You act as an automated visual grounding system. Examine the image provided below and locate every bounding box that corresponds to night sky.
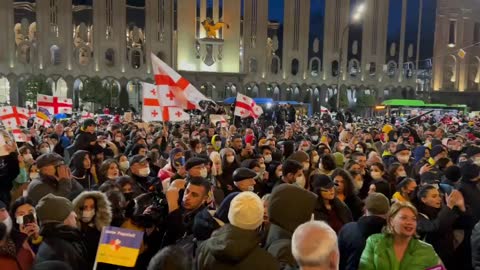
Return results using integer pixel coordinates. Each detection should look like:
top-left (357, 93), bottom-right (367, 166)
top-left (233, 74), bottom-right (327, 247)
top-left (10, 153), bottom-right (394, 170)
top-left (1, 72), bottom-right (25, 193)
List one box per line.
top-left (72, 0), bottom-right (437, 65)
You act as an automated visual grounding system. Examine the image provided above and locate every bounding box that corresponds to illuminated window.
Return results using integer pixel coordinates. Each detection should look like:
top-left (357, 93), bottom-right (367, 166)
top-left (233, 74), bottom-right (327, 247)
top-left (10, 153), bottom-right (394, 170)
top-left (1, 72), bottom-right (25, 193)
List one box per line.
top-left (448, 20), bottom-right (456, 48)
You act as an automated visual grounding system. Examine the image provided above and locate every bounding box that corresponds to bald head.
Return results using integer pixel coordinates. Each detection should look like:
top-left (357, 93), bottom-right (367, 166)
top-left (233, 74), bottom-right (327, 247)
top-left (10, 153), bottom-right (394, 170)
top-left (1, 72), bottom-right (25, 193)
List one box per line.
top-left (292, 221), bottom-right (339, 270)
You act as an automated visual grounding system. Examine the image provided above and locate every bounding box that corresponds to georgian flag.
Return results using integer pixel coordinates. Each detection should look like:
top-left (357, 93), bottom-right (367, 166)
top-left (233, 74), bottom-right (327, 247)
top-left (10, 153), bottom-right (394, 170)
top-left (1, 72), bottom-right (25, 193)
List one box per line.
top-left (151, 53), bottom-right (214, 110)
top-left (234, 93), bottom-right (263, 119)
top-left (37, 94), bottom-right (73, 115)
top-left (0, 106), bottom-right (29, 128)
top-left (141, 82), bottom-right (190, 122)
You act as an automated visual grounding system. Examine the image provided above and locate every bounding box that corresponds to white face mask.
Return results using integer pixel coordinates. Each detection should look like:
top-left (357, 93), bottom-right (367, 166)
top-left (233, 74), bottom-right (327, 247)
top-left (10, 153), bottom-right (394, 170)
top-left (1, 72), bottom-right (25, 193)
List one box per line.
top-left (39, 147), bottom-right (50, 154)
top-left (99, 143), bottom-right (107, 149)
top-left (311, 135), bottom-right (319, 141)
top-left (138, 167), bottom-right (150, 177)
top-left (30, 172), bottom-right (39, 180)
top-left (81, 209), bottom-right (95, 223)
top-left (147, 139), bottom-right (153, 145)
top-left (397, 155), bottom-right (410, 164)
top-left (119, 161), bottom-right (130, 171)
top-left (474, 157), bottom-right (480, 166)
top-left (1, 216), bottom-right (12, 234)
top-left (247, 185), bottom-right (255, 192)
top-left (353, 179), bottom-right (363, 191)
top-left (371, 171), bottom-right (382, 180)
top-left (397, 171), bottom-right (407, 177)
top-left (295, 175), bottom-right (306, 189)
top-left (200, 168), bottom-right (208, 178)
top-left (264, 155), bottom-right (272, 163)
top-left (267, 134), bottom-right (273, 139)
top-left (215, 141), bottom-right (222, 149)
top-left (115, 137), bottom-right (122, 143)
top-left (312, 156), bottom-right (319, 163)
top-left (226, 156), bottom-right (235, 163)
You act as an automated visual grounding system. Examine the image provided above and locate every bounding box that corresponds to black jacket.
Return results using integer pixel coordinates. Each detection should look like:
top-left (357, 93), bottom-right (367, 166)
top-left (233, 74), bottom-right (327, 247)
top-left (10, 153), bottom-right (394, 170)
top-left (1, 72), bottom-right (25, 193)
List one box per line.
top-left (338, 216), bottom-right (386, 270)
top-left (0, 152), bottom-right (20, 201)
top-left (162, 205), bottom-right (205, 247)
top-left (35, 223), bottom-right (88, 270)
top-left (417, 205), bottom-right (461, 270)
top-left (471, 220), bottom-right (480, 269)
top-left (344, 194), bottom-right (364, 221)
top-left (314, 197), bottom-right (353, 232)
top-left (196, 224), bottom-right (279, 270)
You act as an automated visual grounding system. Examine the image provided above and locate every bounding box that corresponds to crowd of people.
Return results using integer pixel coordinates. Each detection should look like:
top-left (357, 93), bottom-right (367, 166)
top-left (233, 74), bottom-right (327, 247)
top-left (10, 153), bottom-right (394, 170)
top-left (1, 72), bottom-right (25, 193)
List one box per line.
top-left (0, 110), bottom-right (480, 270)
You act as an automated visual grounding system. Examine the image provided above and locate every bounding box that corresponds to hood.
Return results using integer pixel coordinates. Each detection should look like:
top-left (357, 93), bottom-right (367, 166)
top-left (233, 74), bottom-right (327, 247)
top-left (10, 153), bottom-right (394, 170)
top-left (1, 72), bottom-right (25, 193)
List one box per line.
top-left (72, 191), bottom-right (112, 230)
top-left (211, 135), bottom-right (222, 151)
top-left (40, 222), bottom-right (83, 241)
top-left (193, 208), bottom-right (222, 241)
top-left (413, 146), bottom-right (427, 164)
top-left (268, 184), bottom-right (317, 233)
top-left (206, 224), bottom-right (259, 263)
top-left (69, 150), bottom-right (89, 175)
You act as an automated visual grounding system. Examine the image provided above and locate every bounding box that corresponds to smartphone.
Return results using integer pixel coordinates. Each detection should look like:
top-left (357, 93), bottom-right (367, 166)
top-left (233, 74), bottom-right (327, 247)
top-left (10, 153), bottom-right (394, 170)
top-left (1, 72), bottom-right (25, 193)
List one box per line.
top-left (22, 213), bottom-right (35, 225)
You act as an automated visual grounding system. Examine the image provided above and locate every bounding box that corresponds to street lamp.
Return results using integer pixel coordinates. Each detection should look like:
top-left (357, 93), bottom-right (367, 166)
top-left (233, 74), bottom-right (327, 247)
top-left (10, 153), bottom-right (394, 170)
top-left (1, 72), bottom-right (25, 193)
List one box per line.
top-left (336, 3), bottom-right (366, 111)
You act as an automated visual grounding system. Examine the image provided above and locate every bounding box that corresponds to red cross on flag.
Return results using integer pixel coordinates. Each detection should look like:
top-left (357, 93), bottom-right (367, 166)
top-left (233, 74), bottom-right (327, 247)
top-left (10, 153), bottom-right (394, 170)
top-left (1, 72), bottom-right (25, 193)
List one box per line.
top-left (0, 106), bottom-right (29, 129)
top-left (142, 82), bottom-right (162, 122)
top-left (81, 111), bottom-right (94, 119)
top-left (320, 106), bottom-right (330, 114)
top-left (37, 94), bottom-right (73, 115)
top-left (234, 93), bottom-right (264, 119)
top-left (160, 107), bottom-right (190, 122)
top-left (11, 129), bottom-right (29, 142)
top-left (151, 53), bottom-right (214, 110)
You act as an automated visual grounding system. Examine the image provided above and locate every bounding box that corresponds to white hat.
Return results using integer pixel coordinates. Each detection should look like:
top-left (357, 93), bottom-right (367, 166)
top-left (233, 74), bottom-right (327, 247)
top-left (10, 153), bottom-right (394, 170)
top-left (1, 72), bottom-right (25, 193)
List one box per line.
top-left (228, 191), bottom-right (264, 230)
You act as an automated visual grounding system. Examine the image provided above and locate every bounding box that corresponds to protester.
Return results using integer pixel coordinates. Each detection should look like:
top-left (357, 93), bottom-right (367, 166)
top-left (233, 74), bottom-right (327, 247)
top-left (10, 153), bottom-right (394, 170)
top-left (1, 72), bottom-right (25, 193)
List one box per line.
top-left (338, 193), bottom-right (390, 270)
top-left (292, 220), bottom-right (339, 270)
top-left (359, 202), bottom-right (442, 269)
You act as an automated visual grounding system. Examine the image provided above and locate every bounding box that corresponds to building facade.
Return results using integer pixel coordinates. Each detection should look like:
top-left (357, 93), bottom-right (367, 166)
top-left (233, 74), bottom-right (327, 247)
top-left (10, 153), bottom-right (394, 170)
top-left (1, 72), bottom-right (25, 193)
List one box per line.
top-left (431, 0), bottom-right (480, 108)
top-left (0, 0), bottom-right (456, 112)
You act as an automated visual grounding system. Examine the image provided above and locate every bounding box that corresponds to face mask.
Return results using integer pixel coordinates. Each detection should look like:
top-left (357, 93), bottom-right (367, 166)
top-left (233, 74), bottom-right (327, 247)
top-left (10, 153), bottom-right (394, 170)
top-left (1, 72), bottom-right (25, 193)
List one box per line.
top-left (81, 209), bottom-right (95, 223)
top-left (2, 216), bottom-right (12, 234)
top-left (215, 141), bottom-right (222, 149)
top-left (303, 163), bottom-right (310, 170)
top-left (355, 147), bottom-right (363, 153)
top-left (397, 171), bottom-right (407, 177)
top-left (226, 156), bottom-right (235, 163)
top-left (30, 172), bottom-right (39, 179)
top-left (397, 155), bottom-right (410, 164)
top-left (192, 136), bottom-right (200, 140)
top-left (312, 156), bottom-right (319, 163)
top-left (371, 171), bottom-right (382, 180)
top-left (247, 185), bottom-right (255, 192)
top-left (115, 137), bottom-right (122, 142)
top-left (23, 154), bottom-right (33, 162)
top-left (147, 139), bottom-right (153, 145)
top-left (99, 143), bottom-right (107, 148)
top-left (301, 147), bottom-right (310, 152)
top-left (138, 167), bottom-right (150, 177)
top-left (119, 161), bottom-right (130, 171)
top-left (39, 148), bottom-right (50, 154)
top-left (311, 135), bottom-right (319, 141)
top-left (264, 155), bottom-right (272, 163)
top-left (295, 175), bottom-right (306, 189)
top-left (195, 148), bottom-right (202, 154)
top-left (200, 168), bottom-right (208, 178)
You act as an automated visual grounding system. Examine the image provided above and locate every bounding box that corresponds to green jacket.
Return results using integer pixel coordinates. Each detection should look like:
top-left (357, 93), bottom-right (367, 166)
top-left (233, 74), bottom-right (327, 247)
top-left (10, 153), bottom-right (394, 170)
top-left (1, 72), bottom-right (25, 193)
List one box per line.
top-left (359, 233), bottom-right (442, 270)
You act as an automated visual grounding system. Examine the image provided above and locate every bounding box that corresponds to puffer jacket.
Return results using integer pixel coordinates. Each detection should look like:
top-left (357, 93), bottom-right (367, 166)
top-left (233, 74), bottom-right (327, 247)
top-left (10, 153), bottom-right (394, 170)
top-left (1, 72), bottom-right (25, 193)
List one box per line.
top-left (359, 233), bottom-right (442, 270)
top-left (265, 184), bottom-right (317, 269)
top-left (196, 224), bottom-right (279, 270)
top-left (72, 191), bottom-right (112, 268)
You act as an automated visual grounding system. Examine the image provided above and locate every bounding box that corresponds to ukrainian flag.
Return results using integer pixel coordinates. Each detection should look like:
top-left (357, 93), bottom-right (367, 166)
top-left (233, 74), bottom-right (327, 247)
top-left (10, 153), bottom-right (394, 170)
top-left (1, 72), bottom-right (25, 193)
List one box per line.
top-left (95, 226), bottom-right (144, 267)
top-left (36, 107), bottom-right (51, 121)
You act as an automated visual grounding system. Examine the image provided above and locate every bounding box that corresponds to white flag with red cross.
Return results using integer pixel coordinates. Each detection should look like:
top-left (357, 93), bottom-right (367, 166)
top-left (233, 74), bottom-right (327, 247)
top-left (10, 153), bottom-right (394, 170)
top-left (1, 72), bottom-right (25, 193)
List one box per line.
top-left (151, 53), bottom-right (214, 110)
top-left (81, 111), bottom-right (94, 119)
top-left (234, 93), bottom-right (263, 119)
top-left (11, 129), bottom-right (29, 142)
top-left (141, 82), bottom-right (190, 122)
top-left (37, 94), bottom-right (73, 115)
top-left (0, 106), bottom-right (29, 129)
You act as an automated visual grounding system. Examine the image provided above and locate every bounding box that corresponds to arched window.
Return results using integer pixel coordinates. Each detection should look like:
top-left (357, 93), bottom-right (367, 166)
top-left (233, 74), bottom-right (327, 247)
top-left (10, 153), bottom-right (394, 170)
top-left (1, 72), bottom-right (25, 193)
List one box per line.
top-left (331, 60), bottom-right (339, 77)
top-left (105, 49), bottom-right (115, 66)
top-left (50, 45), bottom-right (61, 65)
top-left (131, 50), bottom-right (142, 69)
top-left (309, 57), bottom-right (321, 77)
top-left (55, 78), bottom-right (68, 98)
top-left (249, 58), bottom-right (258, 73)
top-left (291, 59), bottom-right (299, 76)
top-left (0, 77), bottom-right (10, 105)
top-left (271, 56), bottom-right (280, 74)
top-left (273, 86), bottom-right (280, 101)
top-left (252, 85), bottom-right (259, 97)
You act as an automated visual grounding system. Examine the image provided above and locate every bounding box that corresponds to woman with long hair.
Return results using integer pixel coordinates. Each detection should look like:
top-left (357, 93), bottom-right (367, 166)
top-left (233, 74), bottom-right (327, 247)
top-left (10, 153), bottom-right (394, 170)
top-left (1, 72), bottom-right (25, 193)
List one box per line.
top-left (331, 168), bottom-right (364, 220)
top-left (360, 202), bottom-right (442, 269)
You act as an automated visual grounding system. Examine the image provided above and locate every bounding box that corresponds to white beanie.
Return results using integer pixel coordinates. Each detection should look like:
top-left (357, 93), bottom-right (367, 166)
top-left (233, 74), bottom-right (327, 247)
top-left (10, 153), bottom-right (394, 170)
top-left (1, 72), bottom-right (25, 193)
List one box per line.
top-left (228, 191), bottom-right (264, 230)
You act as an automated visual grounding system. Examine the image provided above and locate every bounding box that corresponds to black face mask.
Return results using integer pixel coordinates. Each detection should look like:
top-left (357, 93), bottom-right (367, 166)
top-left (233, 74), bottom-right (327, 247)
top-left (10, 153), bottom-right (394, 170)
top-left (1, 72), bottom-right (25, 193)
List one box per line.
top-left (123, 192), bottom-right (134, 201)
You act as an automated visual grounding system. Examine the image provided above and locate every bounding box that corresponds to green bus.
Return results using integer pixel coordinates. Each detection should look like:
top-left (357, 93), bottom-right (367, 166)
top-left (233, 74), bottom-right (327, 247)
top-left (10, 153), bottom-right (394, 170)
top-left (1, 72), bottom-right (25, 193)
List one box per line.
top-left (377, 99), bottom-right (468, 116)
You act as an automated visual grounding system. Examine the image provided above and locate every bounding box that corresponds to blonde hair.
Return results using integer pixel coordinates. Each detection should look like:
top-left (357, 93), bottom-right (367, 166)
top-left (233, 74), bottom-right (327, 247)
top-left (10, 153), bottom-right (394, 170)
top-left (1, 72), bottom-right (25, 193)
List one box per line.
top-left (384, 202), bottom-right (418, 236)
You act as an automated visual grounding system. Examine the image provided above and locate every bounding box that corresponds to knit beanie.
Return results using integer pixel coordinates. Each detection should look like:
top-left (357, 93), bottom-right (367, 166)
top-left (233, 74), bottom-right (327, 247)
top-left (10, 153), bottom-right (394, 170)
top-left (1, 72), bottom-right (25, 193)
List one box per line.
top-left (288, 151), bottom-right (309, 163)
top-left (228, 191), bottom-right (264, 230)
top-left (36, 194), bottom-right (73, 224)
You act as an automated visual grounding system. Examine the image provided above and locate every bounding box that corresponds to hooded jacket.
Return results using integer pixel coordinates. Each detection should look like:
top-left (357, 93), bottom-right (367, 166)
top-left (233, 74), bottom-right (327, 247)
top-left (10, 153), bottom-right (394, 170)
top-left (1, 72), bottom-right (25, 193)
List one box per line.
top-left (338, 215), bottom-right (386, 270)
top-left (70, 150), bottom-right (95, 190)
top-left (196, 224), bottom-right (279, 270)
top-left (72, 191), bottom-right (112, 267)
top-left (35, 222), bottom-right (88, 270)
top-left (265, 184), bottom-right (317, 269)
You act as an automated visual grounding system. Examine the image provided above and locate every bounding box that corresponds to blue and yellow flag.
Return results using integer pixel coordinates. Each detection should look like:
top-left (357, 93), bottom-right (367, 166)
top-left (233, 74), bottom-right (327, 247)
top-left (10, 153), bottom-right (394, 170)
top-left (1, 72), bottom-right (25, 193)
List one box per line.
top-left (95, 226), bottom-right (144, 267)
